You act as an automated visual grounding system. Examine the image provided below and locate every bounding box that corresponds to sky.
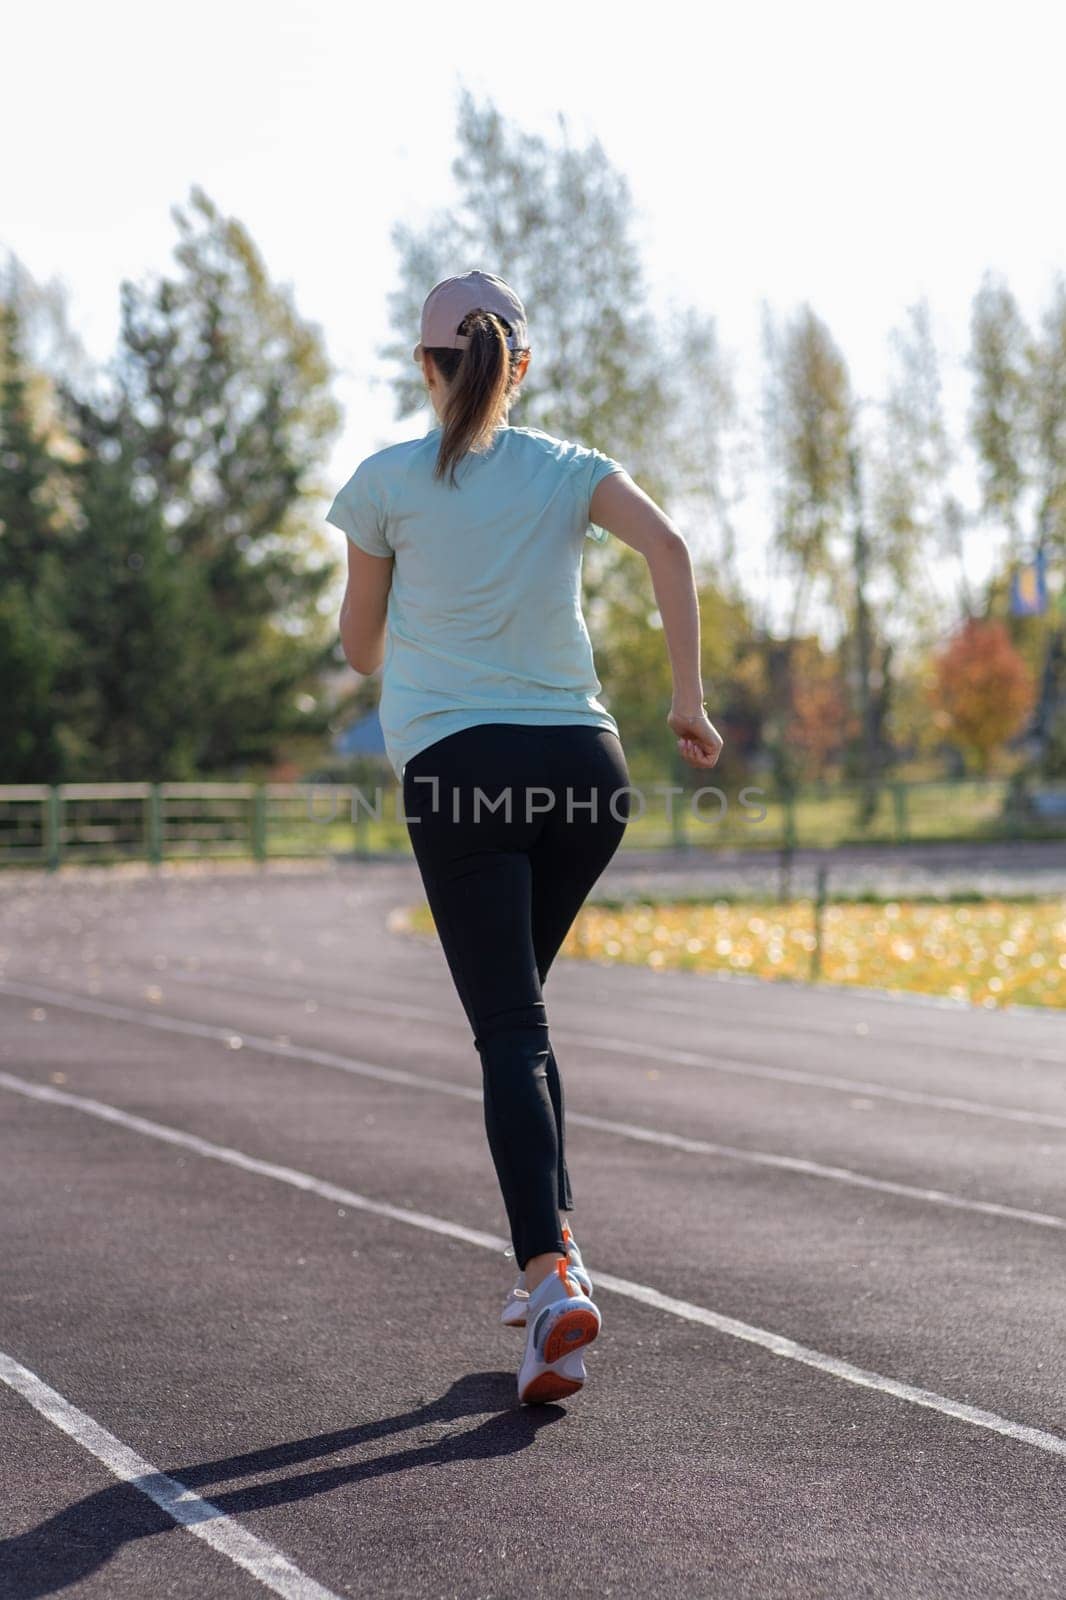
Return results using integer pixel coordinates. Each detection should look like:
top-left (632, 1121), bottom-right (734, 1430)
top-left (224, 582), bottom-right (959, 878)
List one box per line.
top-left (4, 0), bottom-right (1065, 624)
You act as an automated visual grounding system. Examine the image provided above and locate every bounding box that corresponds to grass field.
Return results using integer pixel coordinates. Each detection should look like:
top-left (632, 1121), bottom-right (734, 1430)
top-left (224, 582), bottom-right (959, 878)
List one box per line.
top-left (406, 896), bottom-right (1066, 1010)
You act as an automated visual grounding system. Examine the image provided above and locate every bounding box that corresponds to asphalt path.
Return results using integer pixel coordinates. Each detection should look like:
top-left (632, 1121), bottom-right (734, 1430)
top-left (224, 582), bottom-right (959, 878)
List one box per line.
top-left (1, 862), bottom-right (1064, 1598)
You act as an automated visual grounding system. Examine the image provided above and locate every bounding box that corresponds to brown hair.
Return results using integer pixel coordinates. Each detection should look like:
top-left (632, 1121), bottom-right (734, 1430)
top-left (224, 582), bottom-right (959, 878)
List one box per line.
top-left (424, 309), bottom-right (526, 487)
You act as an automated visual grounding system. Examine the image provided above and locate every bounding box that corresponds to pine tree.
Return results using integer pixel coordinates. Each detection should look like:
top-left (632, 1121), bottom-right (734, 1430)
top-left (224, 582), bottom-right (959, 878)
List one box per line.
top-left (0, 294), bottom-right (66, 779)
top-left (115, 189), bottom-right (342, 773)
top-left (55, 394), bottom-right (212, 778)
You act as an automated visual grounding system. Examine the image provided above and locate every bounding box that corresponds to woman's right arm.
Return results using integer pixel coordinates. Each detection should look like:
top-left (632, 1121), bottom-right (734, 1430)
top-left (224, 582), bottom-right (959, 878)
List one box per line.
top-left (588, 471), bottom-right (724, 770)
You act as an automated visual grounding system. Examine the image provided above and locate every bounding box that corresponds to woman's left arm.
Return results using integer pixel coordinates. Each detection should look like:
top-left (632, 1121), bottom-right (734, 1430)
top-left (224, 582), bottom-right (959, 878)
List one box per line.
top-left (339, 541), bottom-right (393, 675)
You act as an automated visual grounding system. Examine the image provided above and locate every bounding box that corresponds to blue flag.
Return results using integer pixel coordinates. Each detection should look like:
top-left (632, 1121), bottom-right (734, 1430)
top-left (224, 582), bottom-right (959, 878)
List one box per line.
top-left (1010, 550), bottom-right (1047, 616)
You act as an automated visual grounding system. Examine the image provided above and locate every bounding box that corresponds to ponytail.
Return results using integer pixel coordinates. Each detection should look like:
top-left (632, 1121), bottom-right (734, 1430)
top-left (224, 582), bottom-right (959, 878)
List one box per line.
top-left (425, 310), bottom-right (524, 488)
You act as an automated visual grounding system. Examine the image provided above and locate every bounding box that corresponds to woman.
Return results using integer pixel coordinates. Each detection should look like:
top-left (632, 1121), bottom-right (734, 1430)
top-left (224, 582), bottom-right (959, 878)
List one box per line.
top-left (329, 270), bottom-right (722, 1405)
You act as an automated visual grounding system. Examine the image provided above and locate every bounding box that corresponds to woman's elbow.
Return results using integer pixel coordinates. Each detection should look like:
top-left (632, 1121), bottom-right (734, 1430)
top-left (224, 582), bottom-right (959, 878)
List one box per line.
top-left (644, 525), bottom-right (692, 573)
top-left (341, 635), bottom-right (381, 676)
top-left (339, 615), bottom-right (376, 676)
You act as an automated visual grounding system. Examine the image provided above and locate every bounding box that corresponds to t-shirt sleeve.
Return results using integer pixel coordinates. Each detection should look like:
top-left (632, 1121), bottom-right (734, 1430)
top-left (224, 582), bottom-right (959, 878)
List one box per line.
top-left (326, 458), bottom-right (393, 558)
top-left (569, 440), bottom-right (626, 544)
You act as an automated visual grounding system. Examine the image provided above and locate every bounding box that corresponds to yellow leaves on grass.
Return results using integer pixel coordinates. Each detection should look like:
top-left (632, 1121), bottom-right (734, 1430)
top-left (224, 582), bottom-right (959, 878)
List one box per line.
top-left (562, 900), bottom-right (1066, 1010)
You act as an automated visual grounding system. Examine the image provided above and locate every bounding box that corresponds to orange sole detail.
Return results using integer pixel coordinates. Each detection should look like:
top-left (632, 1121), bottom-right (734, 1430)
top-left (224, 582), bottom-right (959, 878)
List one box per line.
top-left (542, 1307), bottom-right (599, 1365)
top-left (520, 1368), bottom-right (585, 1404)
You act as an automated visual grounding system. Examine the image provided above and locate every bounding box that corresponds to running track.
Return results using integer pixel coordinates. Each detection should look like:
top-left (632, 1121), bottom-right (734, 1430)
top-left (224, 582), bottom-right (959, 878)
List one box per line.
top-left (1, 861), bottom-right (1064, 1598)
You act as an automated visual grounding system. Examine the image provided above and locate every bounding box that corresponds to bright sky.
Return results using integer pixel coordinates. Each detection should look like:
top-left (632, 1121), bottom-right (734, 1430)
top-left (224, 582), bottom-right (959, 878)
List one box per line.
top-left (4, 0), bottom-right (1064, 623)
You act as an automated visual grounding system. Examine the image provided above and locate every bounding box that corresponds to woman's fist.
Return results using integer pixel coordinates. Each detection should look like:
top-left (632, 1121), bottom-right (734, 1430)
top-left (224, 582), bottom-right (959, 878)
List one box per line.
top-left (667, 703), bottom-right (724, 769)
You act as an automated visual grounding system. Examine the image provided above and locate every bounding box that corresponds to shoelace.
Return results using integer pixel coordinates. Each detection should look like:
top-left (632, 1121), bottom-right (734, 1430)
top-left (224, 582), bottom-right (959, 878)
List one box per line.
top-left (504, 1232), bottom-right (586, 1308)
top-left (555, 1256), bottom-right (580, 1297)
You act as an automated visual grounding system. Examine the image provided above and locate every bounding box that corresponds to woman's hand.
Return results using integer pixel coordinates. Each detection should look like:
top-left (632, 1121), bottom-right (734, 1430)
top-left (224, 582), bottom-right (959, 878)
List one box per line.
top-left (667, 703), bottom-right (724, 769)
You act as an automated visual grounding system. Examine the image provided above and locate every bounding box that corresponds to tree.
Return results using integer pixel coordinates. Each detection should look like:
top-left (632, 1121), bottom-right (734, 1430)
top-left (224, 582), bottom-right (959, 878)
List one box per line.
top-left (0, 290), bottom-right (67, 779)
top-left (843, 440), bottom-right (886, 814)
top-left (761, 303), bottom-right (853, 641)
top-left (658, 305), bottom-right (749, 585)
top-left (54, 393), bottom-right (212, 779)
top-left (968, 273), bottom-right (1031, 559)
top-left (1031, 276), bottom-right (1066, 561)
top-left (115, 189), bottom-right (342, 772)
top-left (0, 295), bottom-right (57, 591)
top-left (786, 637), bottom-right (851, 782)
top-left (930, 618), bottom-right (1035, 773)
top-left (0, 584), bottom-right (64, 781)
top-left (1024, 279), bottom-right (1066, 775)
top-left (872, 298), bottom-right (970, 624)
top-left (760, 305), bottom-right (870, 794)
top-left (968, 273), bottom-right (1066, 775)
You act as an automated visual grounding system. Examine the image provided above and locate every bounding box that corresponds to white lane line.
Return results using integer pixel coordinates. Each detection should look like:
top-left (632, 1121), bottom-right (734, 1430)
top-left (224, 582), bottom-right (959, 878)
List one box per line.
top-left (45, 908), bottom-right (1066, 1040)
top-left (585, 1269), bottom-right (1066, 1460)
top-left (102, 965), bottom-right (1066, 1130)
top-left (160, 962), bottom-right (1066, 1069)
top-left (3, 1070), bottom-right (1065, 1462)
top-left (493, 1023), bottom-right (1066, 1132)
top-left (573, 1113), bottom-right (1066, 1231)
top-left (1, 979), bottom-right (1063, 1232)
top-left (599, 992), bottom-right (1066, 1068)
top-left (0, 1072), bottom-right (503, 1252)
top-left (0, 1350), bottom-right (342, 1600)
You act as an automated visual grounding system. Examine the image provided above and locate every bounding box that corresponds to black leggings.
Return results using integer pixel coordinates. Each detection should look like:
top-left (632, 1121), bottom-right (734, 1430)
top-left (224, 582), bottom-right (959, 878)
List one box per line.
top-left (401, 722), bottom-right (631, 1269)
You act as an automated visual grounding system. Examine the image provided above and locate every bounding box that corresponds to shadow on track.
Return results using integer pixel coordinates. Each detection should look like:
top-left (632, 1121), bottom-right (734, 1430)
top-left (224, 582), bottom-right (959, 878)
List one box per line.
top-left (1, 1372), bottom-right (564, 1597)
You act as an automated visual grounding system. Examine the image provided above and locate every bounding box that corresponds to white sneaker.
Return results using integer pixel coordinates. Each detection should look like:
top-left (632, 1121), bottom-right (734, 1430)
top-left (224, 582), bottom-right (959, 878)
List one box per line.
top-left (500, 1221), bottom-right (592, 1328)
top-left (517, 1257), bottom-right (601, 1405)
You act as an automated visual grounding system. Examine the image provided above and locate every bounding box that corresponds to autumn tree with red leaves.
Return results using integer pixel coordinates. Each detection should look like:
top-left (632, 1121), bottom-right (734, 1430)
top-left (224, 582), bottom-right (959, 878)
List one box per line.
top-left (930, 619), bottom-right (1036, 773)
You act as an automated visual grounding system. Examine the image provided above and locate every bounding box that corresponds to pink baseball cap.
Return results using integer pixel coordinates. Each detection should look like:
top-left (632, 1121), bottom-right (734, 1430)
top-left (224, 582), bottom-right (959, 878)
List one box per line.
top-left (420, 270), bottom-right (529, 351)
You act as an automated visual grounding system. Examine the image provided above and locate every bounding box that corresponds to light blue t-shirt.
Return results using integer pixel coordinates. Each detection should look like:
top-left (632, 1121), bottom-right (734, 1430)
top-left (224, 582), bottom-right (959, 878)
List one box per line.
top-left (326, 423), bottom-right (626, 780)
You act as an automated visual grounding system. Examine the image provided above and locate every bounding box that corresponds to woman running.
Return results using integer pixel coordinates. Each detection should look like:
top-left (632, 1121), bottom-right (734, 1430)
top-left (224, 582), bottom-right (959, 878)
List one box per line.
top-left (328, 270), bottom-right (723, 1405)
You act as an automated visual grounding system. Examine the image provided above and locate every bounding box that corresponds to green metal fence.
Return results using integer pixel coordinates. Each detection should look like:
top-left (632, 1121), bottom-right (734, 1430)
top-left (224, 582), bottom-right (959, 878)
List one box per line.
top-left (1, 776), bottom-right (1064, 870)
